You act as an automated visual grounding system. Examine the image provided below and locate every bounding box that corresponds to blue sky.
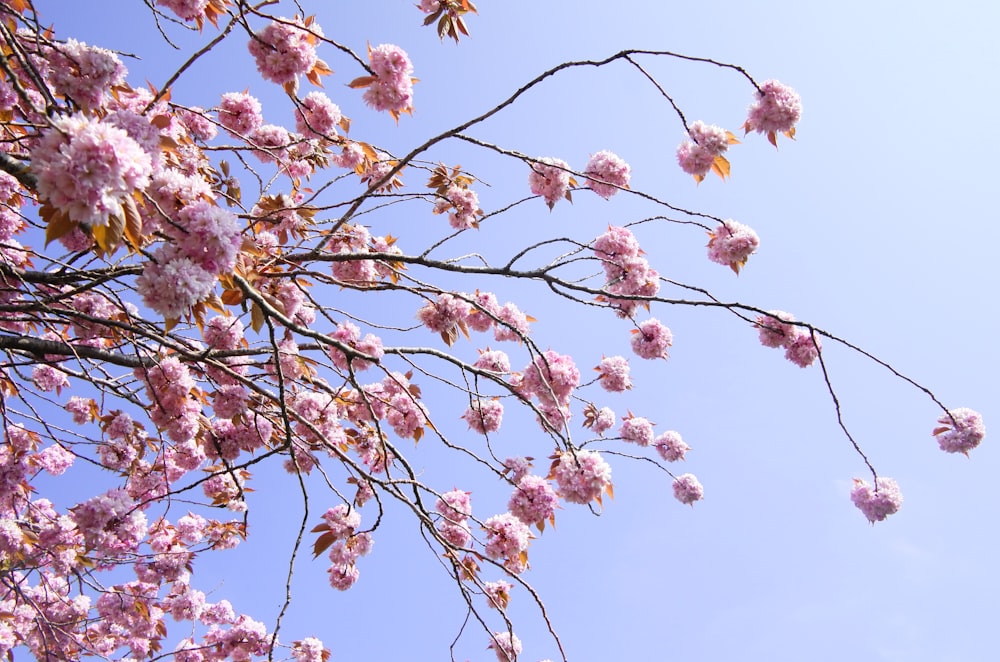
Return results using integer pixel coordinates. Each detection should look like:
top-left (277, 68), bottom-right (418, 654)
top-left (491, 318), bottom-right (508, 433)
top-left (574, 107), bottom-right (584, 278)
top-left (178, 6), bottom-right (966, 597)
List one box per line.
top-left (36, 1), bottom-right (1000, 661)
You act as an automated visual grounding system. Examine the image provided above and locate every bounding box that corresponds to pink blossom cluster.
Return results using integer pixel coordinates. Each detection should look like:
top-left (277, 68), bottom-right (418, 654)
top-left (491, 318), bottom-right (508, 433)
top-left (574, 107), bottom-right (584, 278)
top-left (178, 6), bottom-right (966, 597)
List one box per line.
top-left (175, 106), bottom-right (218, 142)
top-left (436, 489), bottom-right (472, 548)
top-left (362, 44), bottom-right (415, 115)
top-left (597, 355), bottom-right (632, 392)
top-left (584, 150), bottom-right (631, 199)
top-left (754, 311), bottom-right (821, 368)
top-left (418, 292), bottom-right (469, 338)
top-left (321, 506), bottom-right (372, 592)
top-left (933, 408), bottom-right (986, 455)
top-left (203, 315), bottom-right (249, 385)
top-left (71, 488), bottom-right (148, 557)
top-left (465, 291), bottom-right (532, 342)
top-left (137, 201), bottom-right (241, 318)
top-left (474, 348), bottom-right (512, 374)
top-left (508, 474), bottom-right (558, 527)
top-left (620, 414), bottom-right (655, 446)
top-left (553, 449), bottom-right (612, 505)
top-left (295, 91), bottom-right (342, 138)
top-left (503, 456), bottom-right (532, 483)
top-left (631, 318), bottom-right (672, 360)
top-left (46, 39), bottom-right (127, 109)
top-left (851, 477), bottom-right (903, 523)
top-left (528, 157), bottom-right (572, 209)
top-left (434, 185), bottom-right (481, 229)
top-left (248, 17), bottom-right (324, 86)
top-left (489, 631), bottom-right (523, 662)
top-left (462, 398), bottom-right (504, 435)
top-left (672, 473), bottom-right (704, 505)
top-left (590, 406), bottom-right (616, 436)
top-left (592, 226), bottom-right (660, 318)
top-left (292, 637), bottom-right (329, 662)
top-left (654, 431), bottom-right (690, 462)
top-left (31, 114), bottom-right (152, 227)
top-left (745, 80), bottom-right (802, 138)
top-left (677, 120), bottom-right (732, 179)
top-left (328, 223), bottom-right (401, 286)
top-left (218, 92), bottom-right (264, 137)
top-left (483, 512), bottom-right (531, 574)
top-left (328, 320), bottom-right (384, 372)
top-left (156, 0), bottom-right (209, 21)
top-left (483, 580), bottom-right (512, 610)
top-left (32, 364), bottom-right (69, 393)
top-left (707, 219), bottom-right (759, 272)
top-left (135, 356), bottom-right (202, 443)
top-left (519, 350), bottom-right (580, 427)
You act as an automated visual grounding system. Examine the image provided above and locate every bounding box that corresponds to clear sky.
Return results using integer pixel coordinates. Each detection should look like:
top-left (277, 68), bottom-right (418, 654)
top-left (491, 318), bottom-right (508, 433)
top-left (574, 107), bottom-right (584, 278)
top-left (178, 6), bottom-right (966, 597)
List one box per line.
top-left (35, 1), bottom-right (1000, 661)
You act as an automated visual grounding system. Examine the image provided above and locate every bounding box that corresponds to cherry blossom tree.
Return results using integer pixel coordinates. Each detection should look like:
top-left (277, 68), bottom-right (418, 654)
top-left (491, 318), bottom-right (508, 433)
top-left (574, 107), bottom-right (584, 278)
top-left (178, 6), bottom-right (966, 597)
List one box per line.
top-left (0, 0), bottom-right (985, 660)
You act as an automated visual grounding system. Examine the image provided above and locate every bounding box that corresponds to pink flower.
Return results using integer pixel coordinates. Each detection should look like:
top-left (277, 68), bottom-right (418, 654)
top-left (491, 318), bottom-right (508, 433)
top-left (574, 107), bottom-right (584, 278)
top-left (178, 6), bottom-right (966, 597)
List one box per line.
top-left (851, 477), bottom-right (902, 523)
top-left (584, 150), bottom-right (631, 199)
top-left (933, 408), bottom-right (986, 455)
top-left (362, 44), bottom-right (415, 116)
top-left (295, 91), bottom-right (342, 138)
top-left (218, 92), bottom-right (264, 137)
top-left (597, 355), bottom-right (632, 392)
top-left (31, 114), bottom-right (152, 227)
top-left (494, 302), bottom-right (531, 342)
top-left (34, 444), bottom-right (74, 476)
top-left (503, 457), bottom-right (532, 483)
top-left (707, 219), bottom-right (759, 273)
top-left (553, 450), bottom-right (612, 505)
top-left (483, 580), bottom-right (512, 610)
top-left (756, 310), bottom-right (796, 348)
top-left (508, 475), bottom-right (558, 526)
top-left (435, 185), bottom-right (481, 229)
top-left (489, 631), bottom-right (522, 662)
top-left (630, 318), bottom-right (672, 360)
top-left (328, 321), bottom-right (384, 371)
top-left (676, 121), bottom-right (732, 179)
top-left (462, 399), bottom-right (504, 435)
top-left (248, 17), bottom-right (324, 86)
top-left (745, 80), bottom-right (802, 140)
top-left (47, 39), bottom-right (127, 109)
top-left (672, 473), bottom-right (704, 505)
top-left (417, 293), bottom-right (470, 343)
top-left (591, 406), bottom-right (616, 436)
top-left (783, 329), bottom-right (821, 368)
top-left (156, 0), bottom-right (208, 20)
top-left (620, 415), bottom-right (654, 446)
top-left (32, 364), bottom-right (69, 393)
top-left (136, 247), bottom-right (217, 319)
top-left (520, 350), bottom-right (580, 410)
top-left (654, 431), bottom-right (690, 462)
top-left (528, 157), bottom-right (572, 209)
top-left (483, 512), bottom-right (531, 574)
top-left (474, 348), bottom-right (511, 374)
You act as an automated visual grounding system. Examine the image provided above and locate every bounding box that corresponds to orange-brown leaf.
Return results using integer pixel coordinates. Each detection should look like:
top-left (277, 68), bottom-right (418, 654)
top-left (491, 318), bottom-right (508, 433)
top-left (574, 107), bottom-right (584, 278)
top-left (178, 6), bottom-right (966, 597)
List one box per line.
top-left (348, 76), bottom-right (376, 89)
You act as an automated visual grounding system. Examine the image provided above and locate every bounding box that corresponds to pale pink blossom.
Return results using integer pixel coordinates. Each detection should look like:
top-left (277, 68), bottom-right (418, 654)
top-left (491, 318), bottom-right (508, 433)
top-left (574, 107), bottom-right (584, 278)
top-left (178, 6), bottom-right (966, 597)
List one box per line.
top-left (462, 399), bottom-right (504, 435)
top-left (745, 80), bottom-right (802, 137)
top-left (630, 318), bottom-right (672, 360)
top-left (474, 348), bottom-right (511, 374)
top-left (483, 580), bottom-right (512, 610)
top-left (483, 512), bottom-right (531, 574)
top-left (851, 477), bottom-right (903, 523)
top-left (528, 157), bottom-right (572, 209)
top-left (654, 431), bottom-right (690, 462)
top-left (489, 631), bottom-right (522, 662)
top-left (156, 0), bottom-right (208, 20)
top-left (508, 475), bottom-right (558, 526)
top-left (933, 407), bottom-right (986, 455)
top-left (553, 450), bottom-right (612, 505)
top-left (362, 44), bottom-right (415, 115)
top-left (784, 330), bottom-right (821, 368)
top-left (248, 17), bottom-right (324, 86)
top-left (218, 92), bottom-right (264, 137)
top-left (672, 473), bottom-right (704, 505)
top-left (591, 406), bottom-right (616, 436)
top-left (756, 310), bottom-right (796, 348)
top-left (295, 91), bottom-right (342, 138)
top-left (47, 39), bottom-right (126, 109)
top-left (175, 106), bottom-right (217, 141)
top-left (676, 121), bottom-right (731, 179)
top-left (707, 219), bottom-right (759, 272)
top-left (32, 114), bottom-right (152, 227)
top-left (520, 350), bottom-right (579, 411)
top-left (620, 415), bottom-right (654, 446)
top-left (597, 355), bottom-right (632, 392)
top-left (34, 444), bottom-right (74, 476)
top-left (584, 150), bottom-right (631, 199)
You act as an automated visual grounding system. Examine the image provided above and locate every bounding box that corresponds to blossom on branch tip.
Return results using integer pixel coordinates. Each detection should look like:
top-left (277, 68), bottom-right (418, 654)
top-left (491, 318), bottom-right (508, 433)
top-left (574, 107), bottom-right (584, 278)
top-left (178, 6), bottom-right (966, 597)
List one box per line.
top-left (676, 121), bottom-right (737, 182)
top-left (489, 631), bottom-right (523, 662)
top-left (584, 150), bottom-right (631, 199)
top-left (672, 473), bottom-right (704, 505)
top-left (462, 398), bottom-right (503, 435)
top-left (707, 219), bottom-right (759, 274)
top-left (248, 16), bottom-right (328, 90)
top-left (597, 355), bottom-right (632, 392)
top-left (630, 318), bottom-right (672, 360)
top-left (654, 431), bottom-right (690, 462)
top-left (851, 477), bottom-right (902, 523)
top-left (744, 79), bottom-right (802, 146)
top-left (933, 408), bottom-right (986, 455)
top-left (358, 44), bottom-right (415, 119)
top-left (528, 157), bottom-right (573, 209)
top-left (552, 449), bottom-right (612, 505)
